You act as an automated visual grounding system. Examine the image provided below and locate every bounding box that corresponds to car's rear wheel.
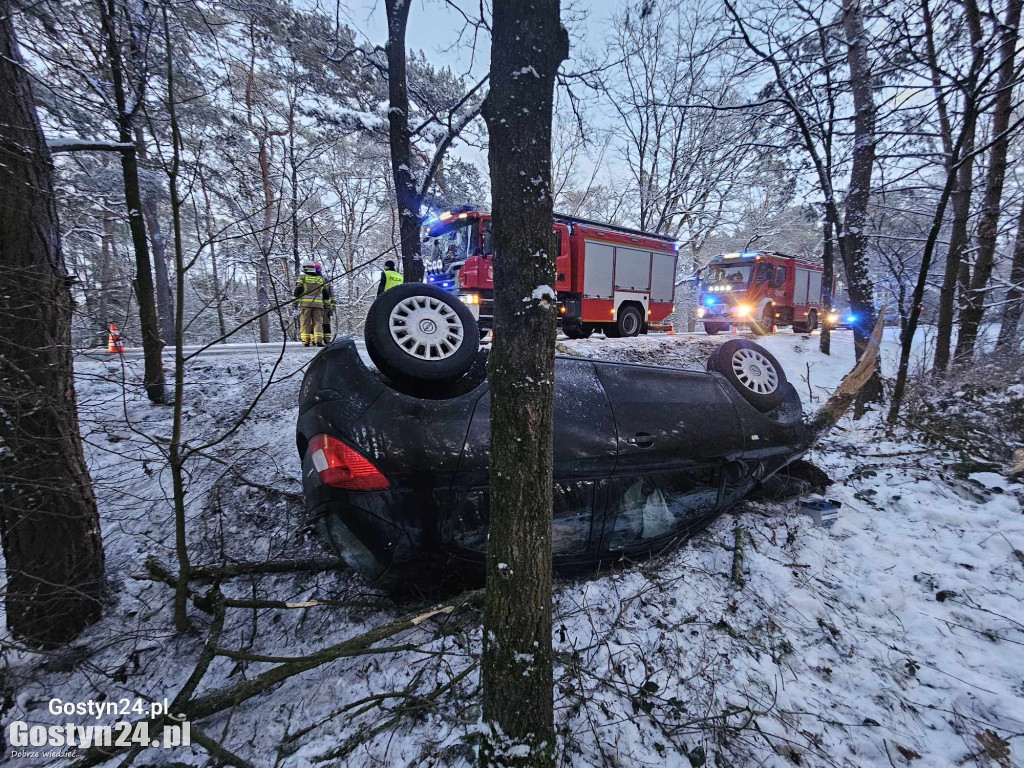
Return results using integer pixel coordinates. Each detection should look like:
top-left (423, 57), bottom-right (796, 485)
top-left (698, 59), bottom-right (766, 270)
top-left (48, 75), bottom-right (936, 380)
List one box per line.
top-left (365, 283), bottom-right (479, 385)
top-left (707, 339), bottom-right (787, 411)
top-left (617, 305), bottom-right (643, 337)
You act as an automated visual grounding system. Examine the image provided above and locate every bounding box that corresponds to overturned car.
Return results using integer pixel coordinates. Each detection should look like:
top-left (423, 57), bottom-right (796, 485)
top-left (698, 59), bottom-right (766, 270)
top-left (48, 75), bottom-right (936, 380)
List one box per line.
top-left (297, 283), bottom-right (810, 589)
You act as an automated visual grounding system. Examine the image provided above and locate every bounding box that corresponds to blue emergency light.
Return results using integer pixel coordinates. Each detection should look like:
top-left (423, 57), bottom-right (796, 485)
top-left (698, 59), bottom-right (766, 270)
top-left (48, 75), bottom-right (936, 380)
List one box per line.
top-left (847, 314), bottom-right (857, 323)
top-left (705, 297), bottom-right (716, 306)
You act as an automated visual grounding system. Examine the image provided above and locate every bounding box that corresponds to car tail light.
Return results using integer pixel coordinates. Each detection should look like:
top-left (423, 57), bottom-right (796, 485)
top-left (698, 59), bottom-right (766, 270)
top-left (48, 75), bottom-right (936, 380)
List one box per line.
top-left (308, 434), bottom-right (390, 491)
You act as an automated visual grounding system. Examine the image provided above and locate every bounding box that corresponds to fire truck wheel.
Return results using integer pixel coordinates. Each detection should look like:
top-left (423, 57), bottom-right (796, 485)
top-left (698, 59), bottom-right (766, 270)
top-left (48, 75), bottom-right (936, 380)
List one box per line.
top-left (704, 323), bottom-right (724, 335)
top-left (365, 283), bottom-right (479, 386)
top-left (616, 305), bottom-right (643, 337)
top-left (707, 340), bottom-right (787, 411)
top-left (804, 311), bottom-right (818, 333)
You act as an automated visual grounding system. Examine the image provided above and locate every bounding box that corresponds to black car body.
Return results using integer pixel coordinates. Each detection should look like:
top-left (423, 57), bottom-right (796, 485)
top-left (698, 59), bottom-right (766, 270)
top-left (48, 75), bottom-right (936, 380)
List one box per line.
top-left (297, 338), bottom-right (811, 589)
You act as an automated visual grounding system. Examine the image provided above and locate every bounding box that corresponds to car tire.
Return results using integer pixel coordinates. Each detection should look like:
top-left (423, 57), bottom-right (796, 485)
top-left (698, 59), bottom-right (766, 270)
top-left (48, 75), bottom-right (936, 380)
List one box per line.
top-left (704, 322), bottom-right (725, 335)
top-left (707, 339), bottom-right (787, 411)
top-left (617, 305), bottom-right (643, 337)
top-left (365, 283), bottom-right (479, 385)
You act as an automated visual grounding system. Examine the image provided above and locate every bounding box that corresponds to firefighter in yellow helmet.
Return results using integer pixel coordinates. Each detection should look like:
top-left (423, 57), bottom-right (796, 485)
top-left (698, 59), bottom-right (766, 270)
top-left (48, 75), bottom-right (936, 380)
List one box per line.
top-left (294, 261), bottom-right (331, 346)
top-left (377, 260), bottom-right (404, 296)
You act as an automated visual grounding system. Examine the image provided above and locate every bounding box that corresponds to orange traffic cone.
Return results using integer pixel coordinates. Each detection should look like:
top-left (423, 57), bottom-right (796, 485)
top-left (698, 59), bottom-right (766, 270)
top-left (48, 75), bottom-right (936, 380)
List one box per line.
top-left (108, 323), bottom-right (125, 354)
top-left (667, 324), bottom-right (674, 335)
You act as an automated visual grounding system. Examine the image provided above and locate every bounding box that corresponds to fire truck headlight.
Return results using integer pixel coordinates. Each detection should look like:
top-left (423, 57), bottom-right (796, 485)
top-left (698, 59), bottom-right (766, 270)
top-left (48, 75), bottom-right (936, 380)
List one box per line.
top-left (735, 304), bottom-right (752, 317)
top-left (697, 307), bottom-right (706, 318)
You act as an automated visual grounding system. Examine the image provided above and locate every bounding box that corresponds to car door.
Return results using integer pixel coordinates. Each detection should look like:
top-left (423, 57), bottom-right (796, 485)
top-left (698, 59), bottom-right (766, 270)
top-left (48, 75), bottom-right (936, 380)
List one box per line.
top-left (592, 361), bottom-right (749, 555)
top-left (592, 361), bottom-right (746, 472)
top-left (443, 357), bottom-right (618, 559)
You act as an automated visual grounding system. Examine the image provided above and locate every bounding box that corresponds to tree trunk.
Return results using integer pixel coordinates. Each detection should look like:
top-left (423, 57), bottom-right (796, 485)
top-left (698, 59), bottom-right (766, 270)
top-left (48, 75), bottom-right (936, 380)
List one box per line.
top-left (198, 171), bottom-right (227, 340)
top-left (257, 136), bottom-right (273, 343)
top-left (135, 128), bottom-right (174, 344)
top-left (840, 0), bottom-right (883, 412)
top-left (385, 0), bottom-right (423, 282)
top-left (98, 0), bottom-right (165, 402)
top-left (997, 199), bottom-right (1024, 347)
top-left (819, 217), bottom-right (833, 355)
top-left (97, 203), bottom-right (115, 347)
top-left (161, 5), bottom-right (192, 634)
top-left (933, 0), bottom-right (983, 373)
top-left (954, 0), bottom-right (1023, 363)
top-left (0, 2), bottom-right (105, 647)
top-left (479, 0), bottom-right (569, 764)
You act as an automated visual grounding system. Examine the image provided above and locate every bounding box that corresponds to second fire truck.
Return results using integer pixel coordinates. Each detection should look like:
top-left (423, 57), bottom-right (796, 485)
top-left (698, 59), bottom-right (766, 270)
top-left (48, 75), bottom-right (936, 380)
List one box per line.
top-left (696, 251), bottom-right (828, 335)
top-left (422, 207), bottom-right (680, 338)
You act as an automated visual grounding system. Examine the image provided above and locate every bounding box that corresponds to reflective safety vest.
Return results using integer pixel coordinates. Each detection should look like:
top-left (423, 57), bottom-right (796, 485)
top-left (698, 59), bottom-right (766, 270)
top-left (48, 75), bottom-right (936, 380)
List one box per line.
top-left (383, 270), bottom-right (404, 292)
top-left (296, 273), bottom-right (326, 307)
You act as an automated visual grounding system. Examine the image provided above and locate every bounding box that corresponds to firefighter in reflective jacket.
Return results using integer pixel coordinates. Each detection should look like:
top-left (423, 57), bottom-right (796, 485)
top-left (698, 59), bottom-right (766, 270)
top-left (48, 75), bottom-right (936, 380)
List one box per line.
top-left (377, 260), bottom-right (404, 296)
top-left (294, 262), bottom-right (331, 346)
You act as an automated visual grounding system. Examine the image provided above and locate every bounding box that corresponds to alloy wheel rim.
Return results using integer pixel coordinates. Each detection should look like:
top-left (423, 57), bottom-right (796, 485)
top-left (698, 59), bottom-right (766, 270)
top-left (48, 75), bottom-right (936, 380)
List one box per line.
top-left (389, 295), bottom-right (464, 360)
top-left (731, 348), bottom-right (779, 394)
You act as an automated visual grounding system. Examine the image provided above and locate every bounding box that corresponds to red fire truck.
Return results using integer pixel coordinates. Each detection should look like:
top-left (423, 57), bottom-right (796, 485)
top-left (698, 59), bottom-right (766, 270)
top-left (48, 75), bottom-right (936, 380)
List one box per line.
top-left (696, 250), bottom-right (828, 335)
top-left (422, 208), bottom-right (679, 338)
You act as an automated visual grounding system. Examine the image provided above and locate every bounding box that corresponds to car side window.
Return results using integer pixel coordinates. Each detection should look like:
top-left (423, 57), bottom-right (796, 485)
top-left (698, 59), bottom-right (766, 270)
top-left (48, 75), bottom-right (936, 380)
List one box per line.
top-left (453, 479), bottom-right (596, 555)
top-left (607, 469), bottom-right (719, 551)
top-left (774, 266), bottom-right (787, 286)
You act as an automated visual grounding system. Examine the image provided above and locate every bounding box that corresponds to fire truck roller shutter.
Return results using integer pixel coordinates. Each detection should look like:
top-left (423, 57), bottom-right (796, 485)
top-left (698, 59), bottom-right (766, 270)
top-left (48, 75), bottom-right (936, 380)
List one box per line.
top-left (650, 252), bottom-right (676, 303)
top-left (614, 247), bottom-right (652, 292)
top-left (583, 241), bottom-right (614, 299)
top-left (807, 271), bottom-right (822, 304)
top-left (794, 268), bottom-right (810, 305)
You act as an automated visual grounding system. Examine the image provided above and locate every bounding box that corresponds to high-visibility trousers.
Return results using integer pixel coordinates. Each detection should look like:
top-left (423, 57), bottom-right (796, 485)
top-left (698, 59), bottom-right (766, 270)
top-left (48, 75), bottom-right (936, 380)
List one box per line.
top-left (300, 306), bottom-right (324, 344)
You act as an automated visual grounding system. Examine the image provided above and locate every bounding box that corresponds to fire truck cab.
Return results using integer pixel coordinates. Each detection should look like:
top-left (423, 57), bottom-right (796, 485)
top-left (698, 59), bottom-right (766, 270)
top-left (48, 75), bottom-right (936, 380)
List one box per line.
top-left (697, 251), bottom-right (826, 335)
top-left (423, 208), bottom-right (679, 338)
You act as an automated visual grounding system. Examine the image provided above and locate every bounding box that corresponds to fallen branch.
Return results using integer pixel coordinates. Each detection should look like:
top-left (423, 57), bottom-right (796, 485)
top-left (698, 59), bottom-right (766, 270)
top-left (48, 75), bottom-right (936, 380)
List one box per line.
top-left (731, 527), bottom-right (745, 588)
top-left (70, 590), bottom-right (483, 768)
top-left (809, 308), bottom-right (887, 436)
top-left (133, 555), bottom-right (348, 585)
top-left (186, 590), bottom-right (483, 721)
top-left (313, 661), bottom-right (480, 763)
top-left (137, 556), bottom-right (381, 613)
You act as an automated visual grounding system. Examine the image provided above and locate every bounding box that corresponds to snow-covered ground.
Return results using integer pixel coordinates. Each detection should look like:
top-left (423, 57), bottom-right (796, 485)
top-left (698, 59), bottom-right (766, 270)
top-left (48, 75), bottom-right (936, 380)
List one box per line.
top-left (5, 329), bottom-right (1022, 768)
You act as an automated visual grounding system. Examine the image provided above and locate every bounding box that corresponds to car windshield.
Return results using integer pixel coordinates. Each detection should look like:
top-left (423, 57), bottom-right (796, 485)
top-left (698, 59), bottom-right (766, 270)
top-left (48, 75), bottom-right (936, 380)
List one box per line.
top-left (705, 263), bottom-right (753, 285)
top-left (423, 220), bottom-right (480, 274)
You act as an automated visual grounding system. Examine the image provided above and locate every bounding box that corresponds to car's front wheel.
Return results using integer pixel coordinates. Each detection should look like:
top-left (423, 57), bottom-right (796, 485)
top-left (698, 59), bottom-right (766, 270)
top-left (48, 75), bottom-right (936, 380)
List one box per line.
top-left (365, 283), bottom-right (479, 385)
top-left (707, 339), bottom-right (787, 411)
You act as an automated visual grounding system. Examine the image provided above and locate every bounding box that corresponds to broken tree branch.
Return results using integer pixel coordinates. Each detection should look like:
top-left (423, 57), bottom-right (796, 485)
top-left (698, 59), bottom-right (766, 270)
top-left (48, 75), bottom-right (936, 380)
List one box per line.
top-left (731, 527), bottom-right (745, 588)
top-left (809, 308), bottom-right (887, 436)
top-left (69, 590), bottom-right (483, 768)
